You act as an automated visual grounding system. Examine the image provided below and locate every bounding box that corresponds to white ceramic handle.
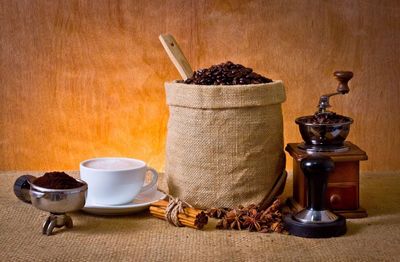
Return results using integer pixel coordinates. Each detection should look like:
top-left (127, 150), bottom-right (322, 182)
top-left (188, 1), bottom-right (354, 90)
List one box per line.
top-left (140, 167), bottom-right (158, 193)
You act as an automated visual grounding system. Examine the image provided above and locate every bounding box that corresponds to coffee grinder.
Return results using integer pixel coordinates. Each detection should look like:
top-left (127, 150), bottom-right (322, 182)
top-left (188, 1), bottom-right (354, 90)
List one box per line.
top-left (284, 71), bottom-right (368, 237)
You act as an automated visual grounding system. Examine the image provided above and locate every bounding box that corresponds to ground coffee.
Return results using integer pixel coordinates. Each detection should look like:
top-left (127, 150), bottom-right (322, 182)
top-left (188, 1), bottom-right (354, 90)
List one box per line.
top-left (33, 172), bottom-right (84, 189)
top-left (181, 61), bottom-right (272, 85)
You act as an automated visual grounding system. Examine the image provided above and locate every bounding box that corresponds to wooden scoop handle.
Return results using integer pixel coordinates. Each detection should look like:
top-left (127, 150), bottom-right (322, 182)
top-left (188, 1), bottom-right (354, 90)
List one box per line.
top-left (159, 34), bottom-right (193, 80)
top-left (334, 71), bottom-right (353, 94)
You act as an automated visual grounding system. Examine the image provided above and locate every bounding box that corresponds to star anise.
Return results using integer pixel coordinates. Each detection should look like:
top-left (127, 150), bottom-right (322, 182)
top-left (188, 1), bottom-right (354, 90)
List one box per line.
top-left (242, 209), bottom-right (262, 232)
top-left (211, 198), bottom-right (287, 234)
top-left (216, 217), bottom-right (229, 229)
top-left (206, 207), bottom-right (230, 219)
top-left (230, 217), bottom-right (242, 230)
top-left (262, 199), bottom-right (280, 214)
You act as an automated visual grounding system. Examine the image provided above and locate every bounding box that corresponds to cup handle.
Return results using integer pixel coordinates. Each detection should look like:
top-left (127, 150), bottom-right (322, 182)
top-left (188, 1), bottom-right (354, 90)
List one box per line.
top-left (140, 167), bottom-right (158, 193)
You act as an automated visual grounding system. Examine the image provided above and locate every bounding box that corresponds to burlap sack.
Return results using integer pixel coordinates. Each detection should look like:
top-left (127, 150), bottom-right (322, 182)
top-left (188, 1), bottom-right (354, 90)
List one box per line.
top-left (165, 81), bottom-right (286, 209)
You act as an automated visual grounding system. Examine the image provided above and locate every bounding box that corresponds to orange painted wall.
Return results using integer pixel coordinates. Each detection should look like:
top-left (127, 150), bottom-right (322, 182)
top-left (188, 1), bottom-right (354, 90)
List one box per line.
top-left (1, 0), bottom-right (399, 172)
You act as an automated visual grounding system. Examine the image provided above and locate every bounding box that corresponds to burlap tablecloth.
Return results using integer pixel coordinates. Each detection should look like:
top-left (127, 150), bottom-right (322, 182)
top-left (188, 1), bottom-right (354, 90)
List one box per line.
top-left (1, 171), bottom-right (399, 261)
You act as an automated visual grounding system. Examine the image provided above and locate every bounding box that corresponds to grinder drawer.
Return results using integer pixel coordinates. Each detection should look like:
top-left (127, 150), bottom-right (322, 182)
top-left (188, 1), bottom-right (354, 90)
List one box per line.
top-left (326, 183), bottom-right (358, 210)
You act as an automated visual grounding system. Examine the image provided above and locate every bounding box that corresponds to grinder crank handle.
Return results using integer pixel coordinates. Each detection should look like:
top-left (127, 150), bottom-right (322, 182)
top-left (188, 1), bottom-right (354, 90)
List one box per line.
top-left (301, 156), bottom-right (335, 211)
top-left (334, 71), bottom-right (353, 94)
top-left (317, 71), bottom-right (353, 113)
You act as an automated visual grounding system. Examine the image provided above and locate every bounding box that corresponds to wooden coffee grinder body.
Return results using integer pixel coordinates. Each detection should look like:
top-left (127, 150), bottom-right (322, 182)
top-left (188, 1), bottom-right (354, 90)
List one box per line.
top-left (286, 142), bottom-right (368, 218)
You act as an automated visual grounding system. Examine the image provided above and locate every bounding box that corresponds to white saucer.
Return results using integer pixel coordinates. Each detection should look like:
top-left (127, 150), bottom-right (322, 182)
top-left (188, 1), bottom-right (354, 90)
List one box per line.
top-left (82, 190), bottom-right (166, 215)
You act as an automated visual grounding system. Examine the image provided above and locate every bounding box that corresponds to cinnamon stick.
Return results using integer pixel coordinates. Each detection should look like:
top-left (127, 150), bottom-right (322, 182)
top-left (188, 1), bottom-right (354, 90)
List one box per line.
top-left (151, 200), bottom-right (200, 217)
top-left (149, 200), bottom-right (208, 229)
top-left (150, 213), bottom-right (198, 229)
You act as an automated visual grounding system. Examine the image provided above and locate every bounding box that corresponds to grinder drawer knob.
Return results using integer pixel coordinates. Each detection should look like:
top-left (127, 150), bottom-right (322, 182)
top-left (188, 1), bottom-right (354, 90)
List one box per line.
top-left (330, 194), bottom-right (341, 206)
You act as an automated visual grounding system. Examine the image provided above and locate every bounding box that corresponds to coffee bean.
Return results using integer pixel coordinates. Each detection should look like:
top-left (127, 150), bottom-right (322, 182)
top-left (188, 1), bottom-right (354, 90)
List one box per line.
top-left (181, 61), bottom-right (272, 85)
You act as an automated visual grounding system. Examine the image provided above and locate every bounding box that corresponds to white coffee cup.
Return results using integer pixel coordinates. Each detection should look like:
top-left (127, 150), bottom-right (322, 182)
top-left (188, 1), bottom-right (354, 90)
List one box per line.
top-left (80, 157), bottom-right (158, 206)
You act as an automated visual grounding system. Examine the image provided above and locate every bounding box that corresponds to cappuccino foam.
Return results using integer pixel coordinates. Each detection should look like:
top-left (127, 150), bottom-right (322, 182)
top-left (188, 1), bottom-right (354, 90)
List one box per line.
top-left (84, 159), bottom-right (141, 170)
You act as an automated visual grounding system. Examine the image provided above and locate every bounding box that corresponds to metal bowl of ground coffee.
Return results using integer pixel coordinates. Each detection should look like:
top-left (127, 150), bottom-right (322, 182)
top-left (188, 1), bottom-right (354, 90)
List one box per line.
top-left (29, 177), bottom-right (87, 214)
top-left (14, 172), bottom-right (88, 235)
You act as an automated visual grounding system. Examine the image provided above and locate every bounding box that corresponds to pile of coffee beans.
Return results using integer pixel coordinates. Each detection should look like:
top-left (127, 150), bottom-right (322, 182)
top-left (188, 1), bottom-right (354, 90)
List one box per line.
top-left (182, 61), bottom-right (272, 85)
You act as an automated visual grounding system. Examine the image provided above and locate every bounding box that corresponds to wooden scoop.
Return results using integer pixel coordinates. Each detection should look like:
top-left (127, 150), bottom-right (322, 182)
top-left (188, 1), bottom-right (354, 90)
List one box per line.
top-left (159, 34), bottom-right (193, 80)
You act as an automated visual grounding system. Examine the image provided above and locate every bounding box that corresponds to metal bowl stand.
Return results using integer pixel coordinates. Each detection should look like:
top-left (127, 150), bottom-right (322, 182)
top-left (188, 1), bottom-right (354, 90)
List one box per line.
top-left (43, 213), bottom-right (73, 236)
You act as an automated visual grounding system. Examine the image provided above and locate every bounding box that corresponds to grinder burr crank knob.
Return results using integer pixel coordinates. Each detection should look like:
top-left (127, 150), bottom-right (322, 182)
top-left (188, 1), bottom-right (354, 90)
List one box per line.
top-left (284, 155), bottom-right (347, 238)
top-left (334, 71), bottom-right (353, 94)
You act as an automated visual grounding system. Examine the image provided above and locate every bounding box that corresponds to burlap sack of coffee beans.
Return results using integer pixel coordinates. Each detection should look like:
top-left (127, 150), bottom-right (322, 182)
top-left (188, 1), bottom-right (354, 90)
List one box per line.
top-left (165, 81), bottom-right (286, 209)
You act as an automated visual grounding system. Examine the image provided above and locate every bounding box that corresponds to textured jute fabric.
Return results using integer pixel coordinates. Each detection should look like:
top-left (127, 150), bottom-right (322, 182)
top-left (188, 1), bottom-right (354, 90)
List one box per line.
top-left (1, 171), bottom-right (399, 261)
top-left (165, 81), bottom-right (286, 209)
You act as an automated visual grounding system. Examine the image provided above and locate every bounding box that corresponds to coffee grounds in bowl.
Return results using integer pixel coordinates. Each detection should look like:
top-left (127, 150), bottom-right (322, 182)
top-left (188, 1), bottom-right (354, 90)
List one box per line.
top-left (181, 61), bottom-right (272, 85)
top-left (33, 172), bottom-right (84, 189)
top-left (306, 113), bottom-right (350, 125)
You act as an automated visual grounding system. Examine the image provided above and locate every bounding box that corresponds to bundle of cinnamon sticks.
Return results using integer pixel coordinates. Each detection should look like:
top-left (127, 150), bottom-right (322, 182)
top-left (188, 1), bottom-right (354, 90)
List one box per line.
top-left (149, 200), bottom-right (208, 229)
